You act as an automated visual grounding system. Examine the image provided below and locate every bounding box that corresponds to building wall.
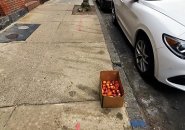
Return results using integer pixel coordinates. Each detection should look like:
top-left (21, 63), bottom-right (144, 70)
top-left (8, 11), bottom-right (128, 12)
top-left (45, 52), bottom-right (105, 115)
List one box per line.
top-left (0, 5), bottom-right (4, 16)
top-left (0, 0), bottom-right (25, 16)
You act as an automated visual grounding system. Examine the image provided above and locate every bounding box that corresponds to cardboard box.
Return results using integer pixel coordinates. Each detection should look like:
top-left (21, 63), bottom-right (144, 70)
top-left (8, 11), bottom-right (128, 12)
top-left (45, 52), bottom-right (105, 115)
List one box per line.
top-left (100, 71), bottom-right (124, 108)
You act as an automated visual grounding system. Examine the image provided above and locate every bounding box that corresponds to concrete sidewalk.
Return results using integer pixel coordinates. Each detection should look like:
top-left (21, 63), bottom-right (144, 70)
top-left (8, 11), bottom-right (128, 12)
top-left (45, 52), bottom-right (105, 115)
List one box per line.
top-left (0, 0), bottom-right (131, 129)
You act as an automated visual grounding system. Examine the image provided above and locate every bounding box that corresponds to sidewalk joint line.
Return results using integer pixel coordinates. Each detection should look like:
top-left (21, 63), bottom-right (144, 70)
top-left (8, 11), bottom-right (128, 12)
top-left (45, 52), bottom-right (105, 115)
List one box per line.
top-left (21, 41), bottom-right (105, 44)
top-left (3, 106), bottom-right (16, 128)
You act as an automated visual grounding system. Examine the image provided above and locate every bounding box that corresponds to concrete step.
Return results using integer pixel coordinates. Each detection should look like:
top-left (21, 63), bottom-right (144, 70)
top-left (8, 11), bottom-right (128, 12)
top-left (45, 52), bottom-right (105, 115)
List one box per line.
top-left (25, 1), bottom-right (40, 11)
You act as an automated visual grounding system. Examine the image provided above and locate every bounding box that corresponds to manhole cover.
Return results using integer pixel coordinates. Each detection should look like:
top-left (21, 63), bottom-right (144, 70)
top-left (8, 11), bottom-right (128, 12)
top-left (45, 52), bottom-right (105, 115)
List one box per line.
top-left (6, 33), bottom-right (19, 40)
top-left (18, 26), bottom-right (29, 30)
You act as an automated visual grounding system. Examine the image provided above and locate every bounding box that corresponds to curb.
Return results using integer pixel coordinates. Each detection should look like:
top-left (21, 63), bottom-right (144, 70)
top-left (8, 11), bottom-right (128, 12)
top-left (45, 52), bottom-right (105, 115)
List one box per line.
top-left (93, 1), bottom-right (148, 129)
top-left (0, 8), bottom-right (28, 30)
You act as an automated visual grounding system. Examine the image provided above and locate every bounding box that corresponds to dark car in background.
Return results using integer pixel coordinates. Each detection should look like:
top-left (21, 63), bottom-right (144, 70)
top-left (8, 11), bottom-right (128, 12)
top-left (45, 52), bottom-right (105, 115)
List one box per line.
top-left (96, 0), bottom-right (112, 10)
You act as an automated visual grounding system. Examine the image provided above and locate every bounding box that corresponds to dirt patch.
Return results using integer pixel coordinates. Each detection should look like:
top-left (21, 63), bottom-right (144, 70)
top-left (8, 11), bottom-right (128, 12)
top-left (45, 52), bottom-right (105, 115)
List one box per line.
top-left (97, 50), bottom-right (105, 54)
top-left (62, 125), bottom-right (69, 130)
top-left (77, 84), bottom-right (99, 99)
top-left (116, 112), bottom-right (123, 120)
top-left (69, 91), bottom-right (76, 97)
top-left (72, 5), bottom-right (96, 15)
top-left (101, 108), bottom-right (111, 115)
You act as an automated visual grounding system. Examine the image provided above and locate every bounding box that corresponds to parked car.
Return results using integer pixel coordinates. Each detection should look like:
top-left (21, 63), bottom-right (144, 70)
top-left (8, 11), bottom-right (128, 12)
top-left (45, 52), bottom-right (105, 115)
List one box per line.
top-left (96, 0), bottom-right (112, 10)
top-left (112, 0), bottom-right (185, 90)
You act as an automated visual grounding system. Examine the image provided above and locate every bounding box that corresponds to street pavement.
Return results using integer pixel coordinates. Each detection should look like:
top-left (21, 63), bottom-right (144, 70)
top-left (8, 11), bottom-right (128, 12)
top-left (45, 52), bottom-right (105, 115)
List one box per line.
top-left (0, 0), bottom-right (131, 130)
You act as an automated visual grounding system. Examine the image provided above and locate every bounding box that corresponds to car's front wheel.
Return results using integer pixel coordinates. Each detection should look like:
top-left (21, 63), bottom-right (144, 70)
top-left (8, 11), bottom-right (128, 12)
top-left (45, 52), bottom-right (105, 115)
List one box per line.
top-left (135, 35), bottom-right (154, 77)
top-left (99, 0), bottom-right (105, 10)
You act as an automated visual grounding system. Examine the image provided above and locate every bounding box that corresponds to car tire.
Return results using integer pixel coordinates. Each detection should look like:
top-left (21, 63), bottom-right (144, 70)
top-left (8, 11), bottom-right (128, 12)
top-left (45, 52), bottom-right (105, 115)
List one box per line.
top-left (112, 3), bottom-right (117, 25)
top-left (100, 0), bottom-right (105, 10)
top-left (135, 35), bottom-right (154, 78)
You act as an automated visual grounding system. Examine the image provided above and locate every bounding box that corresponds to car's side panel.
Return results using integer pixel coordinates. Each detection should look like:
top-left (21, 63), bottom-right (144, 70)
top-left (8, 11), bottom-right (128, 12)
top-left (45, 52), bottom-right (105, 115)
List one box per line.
top-left (114, 0), bottom-right (185, 48)
top-left (113, 0), bottom-right (132, 43)
top-left (113, 0), bottom-right (185, 82)
top-left (118, 0), bottom-right (139, 46)
top-left (113, 0), bottom-right (122, 21)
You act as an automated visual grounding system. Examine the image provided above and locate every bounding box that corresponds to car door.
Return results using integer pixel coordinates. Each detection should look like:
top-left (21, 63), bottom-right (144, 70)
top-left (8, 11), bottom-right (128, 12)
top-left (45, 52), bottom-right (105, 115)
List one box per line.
top-left (113, 0), bottom-right (123, 21)
top-left (118, 0), bottom-right (139, 45)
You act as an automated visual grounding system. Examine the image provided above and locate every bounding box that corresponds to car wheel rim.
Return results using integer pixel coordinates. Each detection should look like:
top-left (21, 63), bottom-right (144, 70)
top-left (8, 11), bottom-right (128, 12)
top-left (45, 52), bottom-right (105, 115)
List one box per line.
top-left (135, 40), bottom-right (149, 72)
top-left (112, 7), bottom-right (115, 20)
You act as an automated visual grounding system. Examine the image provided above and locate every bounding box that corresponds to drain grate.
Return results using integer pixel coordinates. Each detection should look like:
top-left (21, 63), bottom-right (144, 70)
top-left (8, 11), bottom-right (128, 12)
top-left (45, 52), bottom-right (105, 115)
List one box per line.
top-left (0, 24), bottom-right (40, 43)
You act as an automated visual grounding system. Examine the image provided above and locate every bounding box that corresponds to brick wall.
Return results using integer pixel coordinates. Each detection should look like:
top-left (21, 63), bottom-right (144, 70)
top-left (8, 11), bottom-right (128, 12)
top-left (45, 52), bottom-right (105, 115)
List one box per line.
top-left (25, 0), bottom-right (37, 3)
top-left (0, 5), bottom-right (4, 16)
top-left (0, 0), bottom-right (25, 16)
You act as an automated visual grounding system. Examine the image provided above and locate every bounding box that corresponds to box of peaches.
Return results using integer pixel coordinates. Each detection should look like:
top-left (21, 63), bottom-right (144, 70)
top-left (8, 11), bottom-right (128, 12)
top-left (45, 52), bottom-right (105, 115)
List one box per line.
top-left (100, 71), bottom-right (124, 108)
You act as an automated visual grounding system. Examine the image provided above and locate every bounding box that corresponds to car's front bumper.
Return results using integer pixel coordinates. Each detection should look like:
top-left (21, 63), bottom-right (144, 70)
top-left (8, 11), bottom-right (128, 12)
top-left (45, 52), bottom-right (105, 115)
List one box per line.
top-left (156, 45), bottom-right (185, 91)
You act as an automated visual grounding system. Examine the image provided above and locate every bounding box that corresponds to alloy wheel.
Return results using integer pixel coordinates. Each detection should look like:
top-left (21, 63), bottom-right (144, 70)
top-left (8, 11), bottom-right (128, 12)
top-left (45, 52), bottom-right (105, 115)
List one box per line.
top-left (135, 40), bottom-right (149, 72)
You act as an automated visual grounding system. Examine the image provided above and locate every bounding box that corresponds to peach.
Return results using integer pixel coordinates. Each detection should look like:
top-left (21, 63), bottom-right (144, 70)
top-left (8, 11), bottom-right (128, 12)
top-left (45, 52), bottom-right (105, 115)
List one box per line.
top-left (103, 81), bottom-right (106, 84)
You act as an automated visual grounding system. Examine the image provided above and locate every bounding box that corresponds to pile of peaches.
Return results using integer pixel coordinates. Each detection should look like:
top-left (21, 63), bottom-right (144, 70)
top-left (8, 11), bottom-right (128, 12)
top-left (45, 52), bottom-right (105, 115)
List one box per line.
top-left (101, 80), bottom-right (121, 97)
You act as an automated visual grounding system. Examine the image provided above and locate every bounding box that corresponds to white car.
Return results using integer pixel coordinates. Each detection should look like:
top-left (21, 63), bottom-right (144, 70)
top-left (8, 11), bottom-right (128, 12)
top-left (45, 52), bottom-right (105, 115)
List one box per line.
top-left (112, 0), bottom-right (185, 90)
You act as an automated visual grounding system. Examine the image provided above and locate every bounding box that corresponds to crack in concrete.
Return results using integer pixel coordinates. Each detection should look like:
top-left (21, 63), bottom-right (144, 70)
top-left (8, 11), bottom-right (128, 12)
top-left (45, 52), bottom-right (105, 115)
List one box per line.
top-left (3, 106), bottom-right (16, 128)
top-left (56, 21), bottom-right (62, 31)
top-left (0, 100), bottom-right (99, 109)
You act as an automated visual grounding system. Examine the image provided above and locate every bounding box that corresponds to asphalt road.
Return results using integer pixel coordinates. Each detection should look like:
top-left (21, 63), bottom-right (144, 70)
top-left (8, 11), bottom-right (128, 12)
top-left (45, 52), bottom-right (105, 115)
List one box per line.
top-left (97, 6), bottom-right (185, 130)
